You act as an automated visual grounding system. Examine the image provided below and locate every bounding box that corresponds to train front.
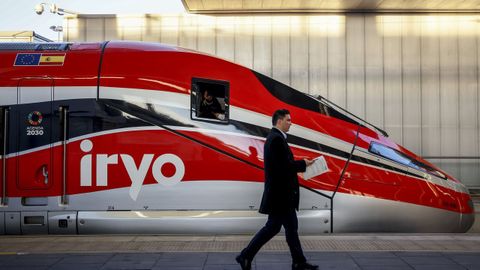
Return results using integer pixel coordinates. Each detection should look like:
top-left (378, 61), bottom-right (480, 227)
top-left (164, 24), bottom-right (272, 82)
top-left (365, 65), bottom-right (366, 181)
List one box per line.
top-left (331, 116), bottom-right (476, 233)
top-left (248, 71), bottom-right (475, 233)
top-left (410, 154), bottom-right (475, 232)
top-left (363, 133), bottom-right (476, 232)
top-left (320, 107), bottom-right (476, 233)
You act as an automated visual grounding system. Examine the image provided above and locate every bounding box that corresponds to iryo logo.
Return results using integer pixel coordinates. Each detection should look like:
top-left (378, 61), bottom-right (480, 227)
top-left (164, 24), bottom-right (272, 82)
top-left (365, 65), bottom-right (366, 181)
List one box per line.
top-left (79, 139), bottom-right (185, 201)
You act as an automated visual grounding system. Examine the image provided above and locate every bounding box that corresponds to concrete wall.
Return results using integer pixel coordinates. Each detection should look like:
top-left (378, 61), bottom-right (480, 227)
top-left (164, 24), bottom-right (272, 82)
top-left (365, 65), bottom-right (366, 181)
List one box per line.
top-left (65, 13), bottom-right (480, 187)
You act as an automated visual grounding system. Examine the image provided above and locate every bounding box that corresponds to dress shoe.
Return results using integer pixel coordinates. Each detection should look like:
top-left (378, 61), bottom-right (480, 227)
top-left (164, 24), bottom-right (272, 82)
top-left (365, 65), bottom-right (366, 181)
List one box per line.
top-left (235, 254), bottom-right (252, 270)
top-left (292, 261), bottom-right (319, 270)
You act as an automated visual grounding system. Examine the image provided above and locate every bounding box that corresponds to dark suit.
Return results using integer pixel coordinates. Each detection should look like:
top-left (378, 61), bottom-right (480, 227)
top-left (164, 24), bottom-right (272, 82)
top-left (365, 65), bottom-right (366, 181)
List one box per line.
top-left (241, 128), bottom-right (307, 264)
top-left (260, 128), bottom-right (306, 214)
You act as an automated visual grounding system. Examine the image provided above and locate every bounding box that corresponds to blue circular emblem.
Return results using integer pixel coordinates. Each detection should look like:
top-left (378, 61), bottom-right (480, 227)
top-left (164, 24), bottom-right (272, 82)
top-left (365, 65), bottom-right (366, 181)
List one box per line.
top-left (27, 111), bottom-right (43, 126)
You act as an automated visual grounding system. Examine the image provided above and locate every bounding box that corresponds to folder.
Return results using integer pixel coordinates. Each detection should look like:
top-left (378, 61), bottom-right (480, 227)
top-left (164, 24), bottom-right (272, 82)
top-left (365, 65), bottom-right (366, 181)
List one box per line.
top-left (303, 155), bottom-right (329, 180)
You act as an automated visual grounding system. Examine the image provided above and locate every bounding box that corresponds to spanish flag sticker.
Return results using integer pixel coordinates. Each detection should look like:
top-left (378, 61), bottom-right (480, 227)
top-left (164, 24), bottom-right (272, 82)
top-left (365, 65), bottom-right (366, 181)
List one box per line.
top-left (39, 53), bottom-right (66, 66)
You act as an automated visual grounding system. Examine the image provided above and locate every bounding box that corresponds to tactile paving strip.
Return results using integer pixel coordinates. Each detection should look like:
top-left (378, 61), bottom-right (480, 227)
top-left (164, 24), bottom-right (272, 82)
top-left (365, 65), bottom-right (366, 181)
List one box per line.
top-left (0, 234), bottom-right (479, 253)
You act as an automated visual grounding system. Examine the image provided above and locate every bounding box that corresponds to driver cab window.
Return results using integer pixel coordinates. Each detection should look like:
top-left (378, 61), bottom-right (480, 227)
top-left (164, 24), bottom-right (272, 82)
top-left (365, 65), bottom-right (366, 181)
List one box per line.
top-left (191, 78), bottom-right (229, 123)
top-left (369, 142), bottom-right (447, 179)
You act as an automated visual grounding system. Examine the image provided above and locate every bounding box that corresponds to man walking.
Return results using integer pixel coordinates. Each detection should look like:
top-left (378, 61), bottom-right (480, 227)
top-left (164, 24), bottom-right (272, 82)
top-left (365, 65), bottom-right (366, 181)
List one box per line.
top-left (236, 109), bottom-right (318, 270)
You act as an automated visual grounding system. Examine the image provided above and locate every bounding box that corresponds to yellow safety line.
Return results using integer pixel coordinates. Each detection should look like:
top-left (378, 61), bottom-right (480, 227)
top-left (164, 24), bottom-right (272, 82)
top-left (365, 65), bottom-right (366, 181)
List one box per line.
top-left (0, 252), bottom-right (18, 255)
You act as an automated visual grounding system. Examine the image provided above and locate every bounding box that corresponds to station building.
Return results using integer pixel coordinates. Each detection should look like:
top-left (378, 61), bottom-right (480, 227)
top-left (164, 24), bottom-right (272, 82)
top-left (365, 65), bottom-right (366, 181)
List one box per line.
top-left (0, 31), bottom-right (52, 42)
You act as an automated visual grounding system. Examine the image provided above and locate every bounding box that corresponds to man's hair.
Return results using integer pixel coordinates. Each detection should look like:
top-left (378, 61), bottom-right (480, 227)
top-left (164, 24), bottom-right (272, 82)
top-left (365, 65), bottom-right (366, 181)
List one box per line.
top-left (272, 109), bottom-right (290, 126)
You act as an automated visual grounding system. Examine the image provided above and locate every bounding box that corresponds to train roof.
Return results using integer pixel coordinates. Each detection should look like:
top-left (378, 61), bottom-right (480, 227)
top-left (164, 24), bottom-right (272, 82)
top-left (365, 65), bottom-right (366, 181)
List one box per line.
top-left (0, 41), bottom-right (200, 54)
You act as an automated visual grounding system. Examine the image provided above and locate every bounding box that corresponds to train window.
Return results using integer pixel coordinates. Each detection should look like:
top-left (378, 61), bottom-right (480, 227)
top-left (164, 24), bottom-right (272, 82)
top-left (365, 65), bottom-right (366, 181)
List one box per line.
top-left (415, 163), bottom-right (446, 179)
top-left (191, 78), bottom-right (229, 124)
top-left (369, 142), bottom-right (418, 168)
top-left (369, 142), bottom-right (447, 179)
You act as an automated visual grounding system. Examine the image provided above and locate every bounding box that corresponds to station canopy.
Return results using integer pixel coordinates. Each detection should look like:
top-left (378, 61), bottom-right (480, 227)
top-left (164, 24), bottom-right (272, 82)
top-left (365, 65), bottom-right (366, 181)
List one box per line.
top-left (181, 0), bottom-right (480, 13)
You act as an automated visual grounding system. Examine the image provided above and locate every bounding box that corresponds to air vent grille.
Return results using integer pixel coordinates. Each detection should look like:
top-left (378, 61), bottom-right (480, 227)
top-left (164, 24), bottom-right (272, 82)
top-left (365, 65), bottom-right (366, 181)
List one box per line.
top-left (0, 43), bottom-right (71, 51)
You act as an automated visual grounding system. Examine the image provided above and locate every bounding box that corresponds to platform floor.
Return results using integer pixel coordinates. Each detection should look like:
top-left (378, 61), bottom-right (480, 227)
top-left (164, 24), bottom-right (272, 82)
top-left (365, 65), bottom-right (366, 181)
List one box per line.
top-left (1, 202), bottom-right (478, 269)
top-left (0, 250), bottom-right (479, 270)
top-left (1, 234), bottom-right (480, 269)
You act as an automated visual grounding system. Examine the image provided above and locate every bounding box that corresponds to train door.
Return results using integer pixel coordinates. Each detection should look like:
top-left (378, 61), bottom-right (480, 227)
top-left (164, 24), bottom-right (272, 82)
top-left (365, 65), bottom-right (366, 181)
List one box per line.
top-left (0, 107), bottom-right (7, 206)
top-left (16, 78), bottom-right (54, 191)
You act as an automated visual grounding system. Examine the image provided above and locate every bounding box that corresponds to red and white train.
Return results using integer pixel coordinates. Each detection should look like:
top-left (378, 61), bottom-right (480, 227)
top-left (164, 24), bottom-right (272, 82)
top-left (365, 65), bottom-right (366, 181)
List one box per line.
top-left (0, 41), bottom-right (474, 234)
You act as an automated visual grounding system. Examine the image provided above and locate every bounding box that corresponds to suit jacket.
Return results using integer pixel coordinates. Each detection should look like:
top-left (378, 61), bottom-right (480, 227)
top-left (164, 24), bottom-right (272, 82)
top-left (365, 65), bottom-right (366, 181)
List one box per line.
top-left (259, 128), bottom-right (306, 214)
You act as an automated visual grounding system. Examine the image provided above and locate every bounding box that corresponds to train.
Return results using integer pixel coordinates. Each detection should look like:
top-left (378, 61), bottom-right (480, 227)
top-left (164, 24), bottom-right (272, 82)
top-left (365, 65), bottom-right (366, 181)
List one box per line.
top-left (0, 41), bottom-right (474, 234)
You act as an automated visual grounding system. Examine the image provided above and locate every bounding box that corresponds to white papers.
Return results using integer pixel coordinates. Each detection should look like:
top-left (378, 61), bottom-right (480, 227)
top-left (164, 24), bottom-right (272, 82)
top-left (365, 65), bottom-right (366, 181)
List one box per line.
top-left (303, 156), bottom-right (329, 180)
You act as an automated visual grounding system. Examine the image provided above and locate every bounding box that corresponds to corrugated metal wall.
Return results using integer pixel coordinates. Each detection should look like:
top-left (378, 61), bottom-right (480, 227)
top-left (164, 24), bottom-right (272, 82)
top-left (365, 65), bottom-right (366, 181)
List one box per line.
top-left (65, 14), bottom-right (480, 187)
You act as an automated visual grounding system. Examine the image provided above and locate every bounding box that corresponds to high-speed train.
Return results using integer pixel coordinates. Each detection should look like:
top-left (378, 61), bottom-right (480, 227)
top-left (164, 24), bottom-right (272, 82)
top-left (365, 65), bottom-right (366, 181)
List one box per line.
top-left (0, 41), bottom-right (474, 234)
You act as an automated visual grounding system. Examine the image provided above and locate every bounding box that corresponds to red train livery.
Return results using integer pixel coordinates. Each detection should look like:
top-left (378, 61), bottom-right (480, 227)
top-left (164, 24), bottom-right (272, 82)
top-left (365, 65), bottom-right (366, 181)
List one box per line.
top-left (0, 41), bottom-right (474, 234)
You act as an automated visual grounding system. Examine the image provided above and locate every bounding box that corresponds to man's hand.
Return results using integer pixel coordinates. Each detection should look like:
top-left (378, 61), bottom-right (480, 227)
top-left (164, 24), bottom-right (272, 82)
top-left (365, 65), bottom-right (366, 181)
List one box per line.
top-left (213, 113), bottom-right (226, 120)
top-left (304, 159), bottom-right (314, 166)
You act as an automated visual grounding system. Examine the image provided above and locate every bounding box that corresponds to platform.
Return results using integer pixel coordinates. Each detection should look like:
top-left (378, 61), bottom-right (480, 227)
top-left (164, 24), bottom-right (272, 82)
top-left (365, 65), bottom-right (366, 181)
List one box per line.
top-left (1, 234), bottom-right (480, 269)
top-left (0, 202), bottom-right (478, 269)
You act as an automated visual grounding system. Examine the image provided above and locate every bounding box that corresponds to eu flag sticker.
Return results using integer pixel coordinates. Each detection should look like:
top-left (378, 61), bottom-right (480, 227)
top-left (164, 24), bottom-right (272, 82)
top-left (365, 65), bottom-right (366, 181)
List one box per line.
top-left (14, 53), bottom-right (41, 66)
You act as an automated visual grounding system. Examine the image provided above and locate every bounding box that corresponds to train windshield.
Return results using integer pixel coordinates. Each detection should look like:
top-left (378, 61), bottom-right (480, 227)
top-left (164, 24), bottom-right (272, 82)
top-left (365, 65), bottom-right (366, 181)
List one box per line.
top-left (253, 71), bottom-right (359, 125)
top-left (369, 142), bottom-right (446, 179)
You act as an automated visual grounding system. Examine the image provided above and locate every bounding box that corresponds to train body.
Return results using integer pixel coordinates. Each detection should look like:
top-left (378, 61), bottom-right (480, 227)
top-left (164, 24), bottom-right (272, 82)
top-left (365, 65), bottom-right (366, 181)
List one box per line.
top-left (0, 41), bottom-right (474, 234)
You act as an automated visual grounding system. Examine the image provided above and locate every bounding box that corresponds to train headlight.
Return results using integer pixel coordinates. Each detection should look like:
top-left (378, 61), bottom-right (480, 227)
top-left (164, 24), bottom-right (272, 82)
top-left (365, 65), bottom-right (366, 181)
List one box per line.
top-left (468, 199), bottom-right (474, 212)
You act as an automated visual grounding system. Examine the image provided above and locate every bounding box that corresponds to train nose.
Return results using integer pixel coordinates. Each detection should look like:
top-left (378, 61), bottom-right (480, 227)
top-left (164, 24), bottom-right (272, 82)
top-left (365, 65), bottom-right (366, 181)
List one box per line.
top-left (459, 192), bottom-right (475, 232)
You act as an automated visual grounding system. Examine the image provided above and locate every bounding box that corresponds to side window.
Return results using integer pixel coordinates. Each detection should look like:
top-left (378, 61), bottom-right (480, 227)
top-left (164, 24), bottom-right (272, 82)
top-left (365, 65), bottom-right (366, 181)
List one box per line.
top-left (369, 142), bottom-right (415, 168)
top-left (369, 142), bottom-right (447, 179)
top-left (191, 78), bottom-right (229, 124)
